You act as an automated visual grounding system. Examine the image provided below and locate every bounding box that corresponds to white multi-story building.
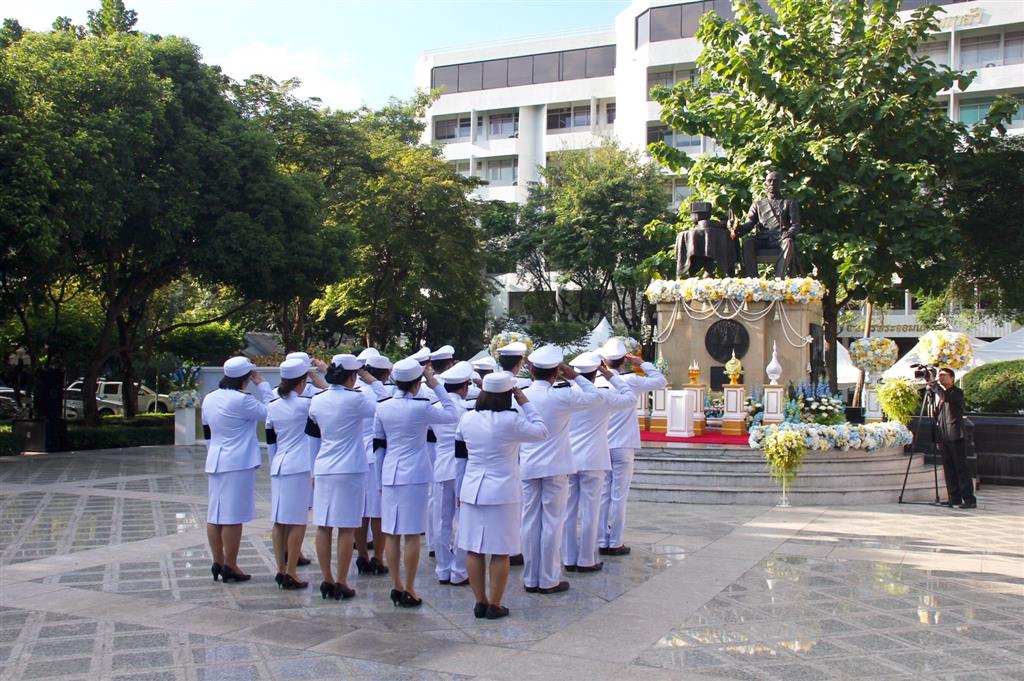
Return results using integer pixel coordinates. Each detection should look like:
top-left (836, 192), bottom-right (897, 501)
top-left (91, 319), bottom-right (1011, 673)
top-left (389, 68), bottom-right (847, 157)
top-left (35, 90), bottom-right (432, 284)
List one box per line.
top-left (416, 0), bottom-right (1023, 339)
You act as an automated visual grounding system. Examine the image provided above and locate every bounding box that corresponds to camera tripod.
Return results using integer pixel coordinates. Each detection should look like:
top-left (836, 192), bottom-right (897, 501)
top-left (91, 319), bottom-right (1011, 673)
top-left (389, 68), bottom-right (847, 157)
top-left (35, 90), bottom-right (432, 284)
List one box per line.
top-left (898, 384), bottom-right (943, 505)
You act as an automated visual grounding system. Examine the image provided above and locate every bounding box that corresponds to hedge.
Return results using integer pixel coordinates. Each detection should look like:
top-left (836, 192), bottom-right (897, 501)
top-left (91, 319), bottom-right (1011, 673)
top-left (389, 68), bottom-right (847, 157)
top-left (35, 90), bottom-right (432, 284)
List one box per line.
top-left (0, 424), bottom-right (17, 457)
top-left (963, 359), bottom-right (1024, 414)
top-left (0, 414), bottom-right (174, 455)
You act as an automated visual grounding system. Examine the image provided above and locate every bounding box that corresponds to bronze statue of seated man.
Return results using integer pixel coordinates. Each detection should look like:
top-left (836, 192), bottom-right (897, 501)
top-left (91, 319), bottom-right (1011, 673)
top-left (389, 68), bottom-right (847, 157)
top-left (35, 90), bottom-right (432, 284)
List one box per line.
top-left (675, 201), bottom-right (737, 278)
top-left (734, 171), bottom-right (800, 278)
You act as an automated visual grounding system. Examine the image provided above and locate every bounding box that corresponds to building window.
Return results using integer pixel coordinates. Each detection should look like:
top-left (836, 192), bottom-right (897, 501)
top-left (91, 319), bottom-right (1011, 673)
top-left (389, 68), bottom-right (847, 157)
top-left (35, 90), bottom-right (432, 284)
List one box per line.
top-left (636, 10), bottom-right (650, 48)
top-left (486, 158), bottom-right (517, 185)
top-left (586, 46), bottom-right (615, 77)
top-left (648, 70), bottom-right (674, 100)
top-left (916, 39), bottom-right (949, 67)
top-left (458, 63), bottom-right (483, 92)
top-left (650, 5), bottom-right (682, 42)
top-left (547, 107), bottom-right (572, 131)
top-left (573, 105), bottom-right (591, 128)
top-left (606, 102), bottom-right (616, 125)
top-left (1003, 31), bottom-right (1024, 66)
top-left (482, 60), bottom-right (508, 89)
top-left (451, 160), bottom-right (471, 177)
top-left (508, 56), bottom-right (532, 86)
top-left (672, 181), bottom-right (692, 206)
top-left (432, 65), bottom-right (459, 92)
top-left (647, 123), bottom-right (702, 150)
top-left (959, 98), bottom-right (994, 126)
top-left (647, 124), bottom-right (673, 146)
top-left (488, 111), bottom-right (519, 138)
top-left (674, 132), bottom-right (702, 149)
top-left (561, 49), bottom-right (587, 80)
top-left (960, 34), bottom-right (1001, 69)
top-left (533, 53), bottom-right (560, 84)
top-left (435, 116), bottom-right (471, 141)
top-left (432, 46), bottom-right (615, 94)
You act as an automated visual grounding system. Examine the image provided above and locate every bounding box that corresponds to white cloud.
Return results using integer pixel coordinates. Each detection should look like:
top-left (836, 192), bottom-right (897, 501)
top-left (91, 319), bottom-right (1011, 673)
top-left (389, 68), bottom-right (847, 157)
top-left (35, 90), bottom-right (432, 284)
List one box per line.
top-left (210, 42), bottom-right (365, 111)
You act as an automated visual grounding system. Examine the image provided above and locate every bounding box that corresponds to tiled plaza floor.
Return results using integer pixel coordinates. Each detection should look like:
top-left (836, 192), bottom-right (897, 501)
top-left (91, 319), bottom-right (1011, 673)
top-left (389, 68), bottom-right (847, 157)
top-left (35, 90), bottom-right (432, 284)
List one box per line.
top-left (1, 446), bottom-right (1022, 681)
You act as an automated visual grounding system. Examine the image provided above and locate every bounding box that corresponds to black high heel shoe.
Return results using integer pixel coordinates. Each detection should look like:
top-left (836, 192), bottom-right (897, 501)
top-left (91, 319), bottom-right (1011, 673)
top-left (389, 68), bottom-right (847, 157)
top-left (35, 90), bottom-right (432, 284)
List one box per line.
top-left (320, 581), bottom-right (336, 599)
top-left (282, 574), bottom-right (308, 590)
top-left (389, 588), bottom-right (403, 606)
top-left (369, 557), bottom-right (389, 575)
top-left (335, 583), bottom-right (356, 600)
top-left (473, 602), bottom-right (489, 619)
top-left (355, 556), bottom-right (371, 574)
top-left (399, 591), bottom-right (423, 608)
top-left (211, 563), bottom-right (222, 582)
top-left (284, 551), bottom-right (312, 567)
top-left (274, 572), bottom-right (284, 588)
top-left (485, 604), bottom-right (509, 620)
top-left (219, 565), bottom-right (251, 583)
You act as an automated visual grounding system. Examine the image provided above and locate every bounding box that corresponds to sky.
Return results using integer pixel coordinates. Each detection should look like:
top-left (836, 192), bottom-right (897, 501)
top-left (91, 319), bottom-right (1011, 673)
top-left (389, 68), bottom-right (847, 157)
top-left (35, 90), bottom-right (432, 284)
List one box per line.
top-left (7, 0), bottom-right (631, 110)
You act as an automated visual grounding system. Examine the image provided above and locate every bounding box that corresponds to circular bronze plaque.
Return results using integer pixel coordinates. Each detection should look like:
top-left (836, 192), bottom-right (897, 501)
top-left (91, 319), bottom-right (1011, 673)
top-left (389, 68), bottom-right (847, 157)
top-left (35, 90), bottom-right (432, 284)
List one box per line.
top-left (704, 319), bottom-right (750, 364)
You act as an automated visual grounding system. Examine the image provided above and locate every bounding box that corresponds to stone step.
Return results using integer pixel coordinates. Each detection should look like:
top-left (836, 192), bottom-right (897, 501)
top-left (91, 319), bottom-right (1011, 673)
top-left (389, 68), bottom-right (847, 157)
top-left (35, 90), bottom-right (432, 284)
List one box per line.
top-left (630, 466), bottom-right (933, 490)
top-left (634, 454), bottom-right (910, 475)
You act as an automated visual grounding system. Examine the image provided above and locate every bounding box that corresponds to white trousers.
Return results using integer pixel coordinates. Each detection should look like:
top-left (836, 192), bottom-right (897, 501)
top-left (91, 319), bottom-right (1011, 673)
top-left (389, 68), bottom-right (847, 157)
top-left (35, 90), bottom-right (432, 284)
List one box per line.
top-left (521, 475), bottom-right (569, 589)
top-left (598, 448), bottom-right (635, 549)
top-left (561, 470), bottom-right (605, 568)
top-left (432, 479), bottom-right (467, 581)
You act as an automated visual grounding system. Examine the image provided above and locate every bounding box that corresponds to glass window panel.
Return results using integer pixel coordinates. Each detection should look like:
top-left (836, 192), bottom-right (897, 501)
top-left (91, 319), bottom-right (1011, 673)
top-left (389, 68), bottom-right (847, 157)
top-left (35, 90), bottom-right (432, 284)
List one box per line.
top-left (672, 182), bottom-right (693, 204)
top-left (547, 106), bottom-right (572, 131)
top-left (959, 99), bottom-right (993, 126)
top-left (606, 102), bottom-right (616, 124)
top-left (435, 118), bottom-right (457, 140)
top-left (586, 46), bottom-right (615, 77)
top-left (482, 60), bottom-right (508, 89)
top-left (432, 65), bottom-right (459, 92)
top-left (636, 10), bottom-right (650, 48)
top-left (458, 62), bottom-right (483, 92)
top-left (508, 56), bottom-right (533, 86)
top-left (650, 5), bottom-right (682, 42)
top-left (647, 124), bottom-right (672, 145)
top-left (533, 53), bottom-right (559, 83)
top-left (675, 132), bottom-right (702, 148)
top-left (1004, 31), bottom-right (1024, 65)
top-left (489, 112), bottom-right (518, 137)
top-left (458, 116), bottom-right (471, 138)
top-left (917, 40), bottom-right (949, 67)
top-left (573, 105), bottom-right (591, 128)
top-left (680, 3), bottom-right (706, 38)
top-left (712, 0), bottom-right (735, 21)
top-left (960, 34), bottom-right (1001, 69)
top-left (562, 49), bottom-right (587, 80)
top-left (648, 70), bottom-right (674, 100)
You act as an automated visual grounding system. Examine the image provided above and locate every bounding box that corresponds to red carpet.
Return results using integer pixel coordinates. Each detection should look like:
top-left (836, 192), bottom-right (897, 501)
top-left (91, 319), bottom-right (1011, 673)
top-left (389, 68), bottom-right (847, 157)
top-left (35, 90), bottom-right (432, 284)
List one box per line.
top-left (640, 431), bottom-right (751, 446)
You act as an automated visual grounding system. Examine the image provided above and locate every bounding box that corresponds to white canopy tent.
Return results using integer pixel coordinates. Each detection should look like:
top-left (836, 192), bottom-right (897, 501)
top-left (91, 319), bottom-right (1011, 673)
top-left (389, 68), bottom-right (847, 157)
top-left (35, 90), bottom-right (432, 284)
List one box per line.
top-left (976, 327), bottom-right (1024, 360)
top-left (836, 343), bottom-right (861, 388)
top-left (883, 336), bottom-right (991, 382)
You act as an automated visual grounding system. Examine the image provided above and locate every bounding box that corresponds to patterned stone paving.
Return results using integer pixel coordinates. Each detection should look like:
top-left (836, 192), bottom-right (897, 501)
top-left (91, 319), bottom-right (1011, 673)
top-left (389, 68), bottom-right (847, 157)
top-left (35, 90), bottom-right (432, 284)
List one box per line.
top-left (1, 446), bottom-right (1022, 681)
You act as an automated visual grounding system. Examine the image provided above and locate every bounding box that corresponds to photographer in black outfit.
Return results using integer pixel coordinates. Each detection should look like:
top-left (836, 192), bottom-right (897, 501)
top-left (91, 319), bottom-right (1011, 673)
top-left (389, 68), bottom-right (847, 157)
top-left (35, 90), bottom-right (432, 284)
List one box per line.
top-left (929, 368), bottom-right (976, 509)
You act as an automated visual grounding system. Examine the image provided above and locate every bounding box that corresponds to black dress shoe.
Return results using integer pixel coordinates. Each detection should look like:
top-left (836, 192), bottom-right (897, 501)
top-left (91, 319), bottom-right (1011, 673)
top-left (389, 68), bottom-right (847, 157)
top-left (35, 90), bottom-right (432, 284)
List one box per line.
top-left (335, 583), bottom-right (356, 599)
top-left (939, 500), bottom-right (960, 507)
top-left (438, 578), bottom-right (451, 585)
top-left (958, 501), bottom-right (977, 509)
top-left (449, 578), bottom-right (470, 586)
top-left (563, 564), bottom-right (577, 572)
top-left (398, 591), bottom-right (422, 608)
top-left (473, 602), bottom-right (489, 618)
top-left (281, 574), bottom-right (308, 590)
top-left (538, 581), bottom-right (570, 594)
top-left (219, 565), bottom-right (251, 582)
top-left (428, 550), bottom-right (436, 558)
top-left (598, 547), bottom-right (610, 556)
top-left (509, 554), bottom-right (524, 566)
top-left (355, 556), bottom-right (371, 574)
top-left (524, 585), bottom-right (540, 593)
top-left (605, 545), bottom-right (631, 556)
top-left (485, 604), bottom-right (509, 619)
top-left (576, 562), bottom-right (604, 573)
top-left (296, 555), bottom-right (312, 567)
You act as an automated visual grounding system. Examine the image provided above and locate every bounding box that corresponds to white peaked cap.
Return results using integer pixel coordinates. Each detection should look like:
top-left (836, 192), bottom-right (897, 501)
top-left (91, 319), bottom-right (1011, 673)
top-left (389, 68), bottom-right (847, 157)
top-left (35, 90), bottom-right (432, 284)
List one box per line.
top-left (409, 347), bottom-right (431, 363)
top-left (497, 342), bottom-right (527, 357)
top-left (569, 351), bottom-right (603, 373)
top-left (471, 371), bottom-right (482, 381)
top-left (331, 354), bottom-right (364, 370)
top-left (392, 358), bottom-right (425, 382)
top-left (280, 358), bottom-right (309, 379)
top-left (357, 348), bottom-right (380, 360)
top-left (366, 355), bottom-right (392, 370)
top-left (471, 356), bottom-right (498, 371)
top-left (430, 345), bottom-right (455, 361)
top-left (600, 338), bottom-right (628, 361)
top-left (529, 345), bottom-right (563, 370)
top-left (285, 351), bottom-right (312, 366)
top-left (224, 356), bottom-right (256, 378)
top-left (482, 371), bottom-right (515, 393)
top-left (439, 361), bottom-right (473, 384)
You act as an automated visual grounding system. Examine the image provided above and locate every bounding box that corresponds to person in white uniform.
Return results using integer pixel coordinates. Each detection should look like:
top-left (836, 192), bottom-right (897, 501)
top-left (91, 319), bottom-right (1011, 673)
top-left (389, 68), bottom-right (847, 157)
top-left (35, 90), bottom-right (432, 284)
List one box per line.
top-left (202, 356), bottom-right (272, 583)
top-left (561, 352), bottom-right (635, 572)
top-left (495, 342), bottom-right (530, 565)
top-left (266, 358), bottom-right (316, 590)
top-left (430, 361), bottom-right (473, 586)
top-left (355, 350), bottom-right (392, 576)
top-left (457, 372), bottom-right (548, 619)
top-left (519, 345), bottom-right (603, 594)
top-left (307, 354), bottom-right (381, 600)
top-left (597, 339), bottom-right (667, 556)
top-left (423, 345), bottom-right (454, 553)
top-left (375, 358), bottom-right (459, 607)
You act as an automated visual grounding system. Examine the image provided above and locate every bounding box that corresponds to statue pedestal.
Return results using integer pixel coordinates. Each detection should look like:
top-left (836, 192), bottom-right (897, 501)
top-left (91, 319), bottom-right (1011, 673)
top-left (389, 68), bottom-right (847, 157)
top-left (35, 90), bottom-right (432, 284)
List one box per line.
top-left (667, 390), bottom-right (695, 438)
top-left (656, 300), bottom-right (822, 391)
top-left (762, 385), bottom-right (785, 424)
top-left (649, 388), bottom-right (668, 433)
top-left (684, 384), bottom-right (706, 435)
top-left (722, 384), bottom-right (746, 436)
top-left (864, 387), bottom-right (883, 423)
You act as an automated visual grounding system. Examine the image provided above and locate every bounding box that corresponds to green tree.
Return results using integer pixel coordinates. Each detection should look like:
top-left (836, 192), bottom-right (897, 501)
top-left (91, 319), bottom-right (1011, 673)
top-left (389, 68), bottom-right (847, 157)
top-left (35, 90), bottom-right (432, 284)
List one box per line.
top-left (0, 18), bottom-right (23, 47)
top-left (86, 0), bottom-right (137, 36)
top-left (650, 0), bottom-right (1002, 389)
top-left (517, 140), bottom-right (671, 333)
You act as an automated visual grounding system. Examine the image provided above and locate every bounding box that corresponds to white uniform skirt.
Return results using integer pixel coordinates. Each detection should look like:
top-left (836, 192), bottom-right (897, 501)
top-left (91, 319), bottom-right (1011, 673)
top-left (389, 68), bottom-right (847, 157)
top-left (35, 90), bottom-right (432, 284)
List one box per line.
top-left (363, 461), bottom-right (382, 519)
top-left (207, 468), bottom-right (257, 525)
top-left (271, 471), bottom-right (312, 525)
top-left (381, 482), bottom-right (429, 535)
top-left (313, 473), bottom-right (366, 529)
top-left (457, 501), bottom-right (521, 556)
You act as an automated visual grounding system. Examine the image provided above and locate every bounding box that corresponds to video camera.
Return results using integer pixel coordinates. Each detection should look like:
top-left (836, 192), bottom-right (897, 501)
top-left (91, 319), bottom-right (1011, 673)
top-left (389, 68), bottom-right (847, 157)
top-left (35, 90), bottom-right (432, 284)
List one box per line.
top-left (910, 363), bottom-right (937, 382)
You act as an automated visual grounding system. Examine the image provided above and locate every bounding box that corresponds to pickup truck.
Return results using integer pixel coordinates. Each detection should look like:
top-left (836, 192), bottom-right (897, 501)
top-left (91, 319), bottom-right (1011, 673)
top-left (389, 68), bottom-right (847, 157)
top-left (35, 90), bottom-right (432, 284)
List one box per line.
top-left (64, 380), bottom-right (172, 418)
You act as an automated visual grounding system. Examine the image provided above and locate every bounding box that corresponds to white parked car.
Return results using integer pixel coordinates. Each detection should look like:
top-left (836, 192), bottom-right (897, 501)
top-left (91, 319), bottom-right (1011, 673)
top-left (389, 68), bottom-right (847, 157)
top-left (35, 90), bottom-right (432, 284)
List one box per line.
top-left (64, 380), bottom-right (171, 418)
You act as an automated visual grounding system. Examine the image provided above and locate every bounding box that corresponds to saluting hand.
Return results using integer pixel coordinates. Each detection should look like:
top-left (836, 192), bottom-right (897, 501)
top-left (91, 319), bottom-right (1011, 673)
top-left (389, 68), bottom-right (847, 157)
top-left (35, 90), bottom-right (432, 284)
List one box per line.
top-left (422, 363), bottom-right (439, 388)
top-left (358, 368), bottom-right (376, 384)
top-left (512, 386), bottom-right (528, 405)
top-left (312, 359), bottom-right (328, 374)
top-left (248, 369), bottom-right (265, 385)
top-left (624, 354), bottom-right (644, 368)
top-left (558, 362), bottom-right (578, 380)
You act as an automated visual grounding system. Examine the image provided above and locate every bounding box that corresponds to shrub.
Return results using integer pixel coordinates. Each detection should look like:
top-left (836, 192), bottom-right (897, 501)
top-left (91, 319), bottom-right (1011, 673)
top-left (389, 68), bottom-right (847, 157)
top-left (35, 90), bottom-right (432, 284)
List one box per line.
top-left (878, 378), bottom-right (920, 424)
top-left (0, 424), bottom-right (18, 457)
top-left (963, 359), bottom-right (1024, 413)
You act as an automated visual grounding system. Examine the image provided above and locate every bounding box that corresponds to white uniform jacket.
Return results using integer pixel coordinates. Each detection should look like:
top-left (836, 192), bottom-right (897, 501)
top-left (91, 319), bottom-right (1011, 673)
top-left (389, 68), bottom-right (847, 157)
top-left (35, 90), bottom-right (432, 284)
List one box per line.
top-left (431, 394), bottom-right (470, 483)
top-left (265, 393), bottom-right (314, 476)
top-left (603, 363), bottom-right (667, 450)
top-left (519, 377), bottom-right (603, 480)
top-left (202, 383), bottom-right (272, 473)
top-left (357, 379), bottom-right (392, 464)
top-left (567, 375), bottom-right (635, 472)
top-left (375, 385), bottom-right (459, 486)
top-left (308, 385), bottom-right (378, 476)
top-left (457, 403), bottom-right (549, 505)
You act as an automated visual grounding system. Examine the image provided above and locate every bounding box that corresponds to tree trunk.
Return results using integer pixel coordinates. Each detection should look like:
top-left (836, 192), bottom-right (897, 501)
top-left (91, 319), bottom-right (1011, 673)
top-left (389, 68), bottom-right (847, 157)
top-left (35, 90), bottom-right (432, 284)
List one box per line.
top-left (120, 351), bottom-right (139, 418)
top-left (822, 287), bottom-right (840, 394)
top-left (82, 359), bottom-right (104, 425)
